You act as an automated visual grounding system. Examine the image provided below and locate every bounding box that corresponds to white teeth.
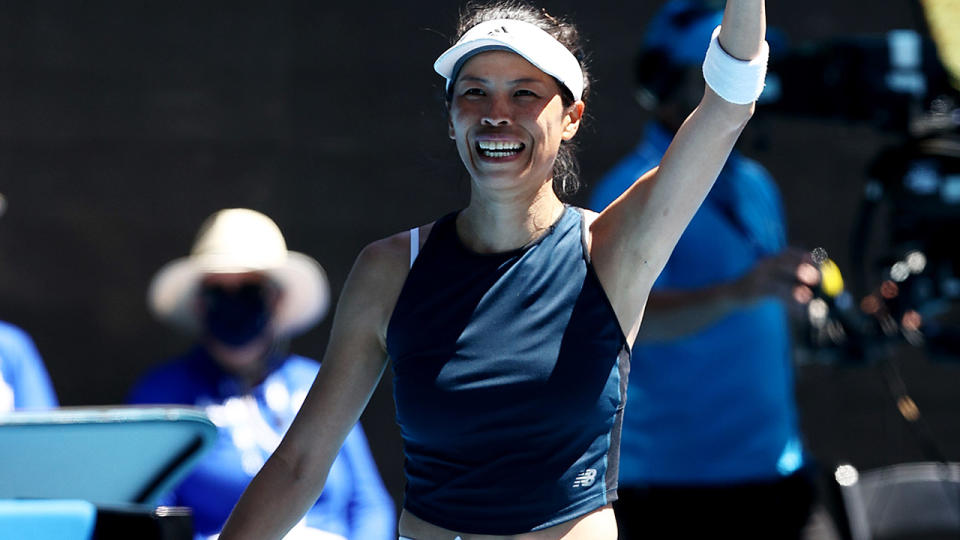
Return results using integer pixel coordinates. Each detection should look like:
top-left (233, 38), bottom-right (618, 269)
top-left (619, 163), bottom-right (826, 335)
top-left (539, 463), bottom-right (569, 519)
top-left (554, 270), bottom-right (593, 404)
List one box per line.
top-left (477, 141), bottom-right (523, 151)
top-left (477, 140), bottom-right (524, 158)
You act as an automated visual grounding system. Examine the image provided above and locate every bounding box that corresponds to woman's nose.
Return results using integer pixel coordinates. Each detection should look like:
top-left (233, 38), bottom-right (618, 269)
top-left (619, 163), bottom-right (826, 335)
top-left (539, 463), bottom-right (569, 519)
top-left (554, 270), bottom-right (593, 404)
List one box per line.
top-left (481, 97), bottom-right (511, 126)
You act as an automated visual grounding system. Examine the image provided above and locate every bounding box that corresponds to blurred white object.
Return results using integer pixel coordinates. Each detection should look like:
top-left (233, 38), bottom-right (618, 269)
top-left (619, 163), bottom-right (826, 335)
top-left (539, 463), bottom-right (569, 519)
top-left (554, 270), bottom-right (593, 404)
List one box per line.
top-left (205, 518), bottom-right (347, 540)
top-left (836, 462), bottom-right (960, 540)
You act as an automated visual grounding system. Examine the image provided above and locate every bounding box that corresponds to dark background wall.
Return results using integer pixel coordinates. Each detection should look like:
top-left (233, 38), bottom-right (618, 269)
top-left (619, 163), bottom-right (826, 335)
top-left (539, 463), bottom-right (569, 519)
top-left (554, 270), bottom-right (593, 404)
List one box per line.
top-left (1, 0), bottom-right (957, 513)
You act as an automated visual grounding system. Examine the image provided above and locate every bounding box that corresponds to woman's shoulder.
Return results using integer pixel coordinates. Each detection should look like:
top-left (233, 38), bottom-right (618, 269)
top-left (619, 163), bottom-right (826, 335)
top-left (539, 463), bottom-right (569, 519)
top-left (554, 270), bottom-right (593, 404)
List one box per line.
top-left (358, 233), bottom-right (407, 268)
top-left (338, 222), bottom-right (439, 338)
top-left (355, 222), bottom-right (438, 274)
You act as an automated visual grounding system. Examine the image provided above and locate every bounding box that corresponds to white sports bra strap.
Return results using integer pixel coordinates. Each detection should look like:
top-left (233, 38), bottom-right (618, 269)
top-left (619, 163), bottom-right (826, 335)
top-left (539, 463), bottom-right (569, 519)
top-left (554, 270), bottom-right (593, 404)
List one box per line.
top-left (409, 227), bottom-right (420, 268)
top-left (579, 208), bottom-right (596, 264)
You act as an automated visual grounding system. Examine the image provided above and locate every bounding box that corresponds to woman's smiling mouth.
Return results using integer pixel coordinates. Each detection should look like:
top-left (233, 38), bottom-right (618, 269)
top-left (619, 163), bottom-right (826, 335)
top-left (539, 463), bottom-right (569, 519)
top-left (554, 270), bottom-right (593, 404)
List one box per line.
top-left (476, 140), bottom-right (526, 158)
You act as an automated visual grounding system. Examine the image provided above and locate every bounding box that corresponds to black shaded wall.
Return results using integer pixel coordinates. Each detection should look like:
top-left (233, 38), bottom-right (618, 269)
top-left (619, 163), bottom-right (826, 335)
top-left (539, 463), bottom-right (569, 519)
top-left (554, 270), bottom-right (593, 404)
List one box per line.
top-left (1, 0), bottom-right (958, 513)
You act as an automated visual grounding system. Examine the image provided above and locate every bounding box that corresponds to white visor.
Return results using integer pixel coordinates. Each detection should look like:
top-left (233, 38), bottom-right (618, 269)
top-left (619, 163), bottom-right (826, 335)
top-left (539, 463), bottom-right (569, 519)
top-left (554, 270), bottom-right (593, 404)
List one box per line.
top-left (434, 19), bottom-right (584, 102)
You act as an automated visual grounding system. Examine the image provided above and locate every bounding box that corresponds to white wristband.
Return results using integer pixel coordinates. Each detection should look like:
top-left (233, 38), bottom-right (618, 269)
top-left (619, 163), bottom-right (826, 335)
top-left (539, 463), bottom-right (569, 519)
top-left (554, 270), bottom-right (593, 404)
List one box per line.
top-left (702, 26), bottom-right (769, 105)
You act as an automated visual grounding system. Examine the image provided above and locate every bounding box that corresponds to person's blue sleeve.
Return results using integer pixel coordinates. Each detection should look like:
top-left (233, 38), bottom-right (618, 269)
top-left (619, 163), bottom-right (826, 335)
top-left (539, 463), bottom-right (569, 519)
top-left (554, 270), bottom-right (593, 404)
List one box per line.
top-left (341, 423), bottom-right (396, 539)
top-left (588, 166), bottom-right (636, 213)
top-left (587, 148), bottom-right (657, 213)
top-left (725, 157), bottom-right (788, 255)
top-left (0, 324), bottom-right (58, 409)
top-left (126, 361), bottom-right (194, 405)
top-left (126, 372), bottom-right (168, 404)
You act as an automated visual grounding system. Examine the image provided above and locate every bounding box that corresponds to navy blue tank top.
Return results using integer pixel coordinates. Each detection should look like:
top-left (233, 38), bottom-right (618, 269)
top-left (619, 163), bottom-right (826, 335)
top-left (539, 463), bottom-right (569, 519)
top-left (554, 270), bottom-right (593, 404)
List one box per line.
top-left (386, 206), bottom-right (630, 534)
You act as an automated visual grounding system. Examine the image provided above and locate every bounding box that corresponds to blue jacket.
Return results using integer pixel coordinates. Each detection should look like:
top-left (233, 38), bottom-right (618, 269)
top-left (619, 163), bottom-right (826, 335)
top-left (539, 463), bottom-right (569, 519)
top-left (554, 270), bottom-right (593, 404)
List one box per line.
top-left (128, 346), bottom-right (395, 539)
top-left (590, 122), bottom-right (805, 485)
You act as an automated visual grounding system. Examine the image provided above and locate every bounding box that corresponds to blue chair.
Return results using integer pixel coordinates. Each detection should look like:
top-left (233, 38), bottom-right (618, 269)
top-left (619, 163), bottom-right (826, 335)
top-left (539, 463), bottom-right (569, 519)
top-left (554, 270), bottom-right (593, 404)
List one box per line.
top-left (0, 406), bottom-right (217, 540)
top-left (0, 500), bottom-right (96, 540)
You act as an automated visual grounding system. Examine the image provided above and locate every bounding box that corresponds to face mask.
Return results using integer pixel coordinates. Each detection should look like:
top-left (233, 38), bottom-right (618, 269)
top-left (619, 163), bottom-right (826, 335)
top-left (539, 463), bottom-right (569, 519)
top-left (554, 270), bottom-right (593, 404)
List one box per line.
top-left (201, 283), bottom-right (272, 347)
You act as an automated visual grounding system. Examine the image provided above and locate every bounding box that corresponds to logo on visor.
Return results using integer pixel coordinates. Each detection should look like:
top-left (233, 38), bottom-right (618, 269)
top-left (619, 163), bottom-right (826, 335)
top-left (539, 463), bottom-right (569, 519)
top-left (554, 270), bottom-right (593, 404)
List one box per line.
top-left (487, 26), bottom-right (509, 36)
top-left (572, 469), bottom-right (597, 488)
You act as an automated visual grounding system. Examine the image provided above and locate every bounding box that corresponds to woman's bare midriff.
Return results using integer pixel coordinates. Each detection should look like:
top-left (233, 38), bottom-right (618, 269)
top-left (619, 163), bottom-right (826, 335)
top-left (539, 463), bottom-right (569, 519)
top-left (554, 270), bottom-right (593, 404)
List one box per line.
top-left (398, 504), bottom-right (617, 540)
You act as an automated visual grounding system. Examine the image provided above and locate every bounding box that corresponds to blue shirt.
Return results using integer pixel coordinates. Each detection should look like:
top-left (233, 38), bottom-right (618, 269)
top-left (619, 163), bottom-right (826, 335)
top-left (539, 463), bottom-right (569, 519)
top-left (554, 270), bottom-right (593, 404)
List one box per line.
top-left (387, 207), bottom-right (629, 534)
top-left (0, 321), bottom-right (58, 412)
top-left (590, 122), bottom-right (805, 485)
top-left (128, 346), bottom-right (395, 539)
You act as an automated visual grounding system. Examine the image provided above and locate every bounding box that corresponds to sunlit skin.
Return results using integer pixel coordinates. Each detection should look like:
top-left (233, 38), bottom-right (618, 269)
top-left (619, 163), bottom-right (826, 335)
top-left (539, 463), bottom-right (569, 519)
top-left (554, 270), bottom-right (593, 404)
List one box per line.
top-left (448, 50), bottom-right (585, 253)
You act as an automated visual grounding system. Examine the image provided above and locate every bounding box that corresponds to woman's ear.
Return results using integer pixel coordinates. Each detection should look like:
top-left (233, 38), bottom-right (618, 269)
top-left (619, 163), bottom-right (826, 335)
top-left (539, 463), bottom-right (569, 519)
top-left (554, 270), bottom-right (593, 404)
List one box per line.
top-left (561, 101), bottom-right (585, 141)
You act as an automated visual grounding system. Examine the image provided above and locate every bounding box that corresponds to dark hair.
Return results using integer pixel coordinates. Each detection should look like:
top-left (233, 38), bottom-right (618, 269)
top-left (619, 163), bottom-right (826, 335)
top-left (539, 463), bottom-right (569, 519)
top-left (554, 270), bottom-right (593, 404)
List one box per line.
top-left (447, 0), bottom-right (592, 199)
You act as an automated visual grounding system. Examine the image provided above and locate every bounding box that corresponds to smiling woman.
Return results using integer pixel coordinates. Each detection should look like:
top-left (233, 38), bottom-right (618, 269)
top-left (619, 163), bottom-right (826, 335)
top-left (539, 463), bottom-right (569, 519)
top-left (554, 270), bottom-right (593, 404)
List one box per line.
top-left (445, 49), bottom-right (584, 225)
top-left (218, 1), bottom-right (769, 539)
top-left (439, 6), bottom-right (592, 199)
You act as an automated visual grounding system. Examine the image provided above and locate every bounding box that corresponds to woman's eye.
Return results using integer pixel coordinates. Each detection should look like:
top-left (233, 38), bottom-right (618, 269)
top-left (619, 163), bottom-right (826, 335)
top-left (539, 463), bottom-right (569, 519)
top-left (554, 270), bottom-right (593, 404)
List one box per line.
top-left (515, 89), bottom-right (539, 97)
top-left (463, 88), bottom-right (485, 96)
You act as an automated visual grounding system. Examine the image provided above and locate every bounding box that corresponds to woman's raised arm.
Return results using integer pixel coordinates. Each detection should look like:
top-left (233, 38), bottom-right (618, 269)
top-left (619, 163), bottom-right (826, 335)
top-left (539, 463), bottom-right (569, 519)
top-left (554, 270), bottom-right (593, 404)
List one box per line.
top-left (219, 235), bottom-right (410, 540)
top-left (589, 0), bottom-right (767, 343)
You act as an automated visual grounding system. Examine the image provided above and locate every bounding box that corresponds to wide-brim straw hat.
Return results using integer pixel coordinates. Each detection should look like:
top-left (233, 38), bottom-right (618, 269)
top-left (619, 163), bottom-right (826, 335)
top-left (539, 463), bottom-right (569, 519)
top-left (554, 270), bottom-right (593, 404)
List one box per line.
top-left (148, 208), bottom-right (330, 337)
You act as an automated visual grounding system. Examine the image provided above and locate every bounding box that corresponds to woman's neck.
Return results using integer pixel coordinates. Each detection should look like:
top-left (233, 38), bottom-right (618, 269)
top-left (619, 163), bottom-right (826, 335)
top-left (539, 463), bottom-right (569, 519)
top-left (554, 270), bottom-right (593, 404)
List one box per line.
top-left (457, 180), bottom-right (565, 254)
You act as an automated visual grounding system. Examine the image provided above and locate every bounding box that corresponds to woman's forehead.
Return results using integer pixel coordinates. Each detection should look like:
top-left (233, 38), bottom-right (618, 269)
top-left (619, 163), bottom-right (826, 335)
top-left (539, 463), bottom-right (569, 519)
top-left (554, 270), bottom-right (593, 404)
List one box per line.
top-left (456, 50), bottom-right (553, 84)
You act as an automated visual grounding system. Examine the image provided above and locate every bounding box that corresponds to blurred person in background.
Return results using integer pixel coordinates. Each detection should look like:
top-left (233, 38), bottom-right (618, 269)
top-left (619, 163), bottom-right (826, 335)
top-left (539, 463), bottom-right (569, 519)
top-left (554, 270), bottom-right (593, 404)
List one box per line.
top-left (0, 321), bottom-right (59, 412)
top-left (0, 192), bottom-right (59, 413)
top-left (128, 208), bottom-right (395, 540)
top-left (588, 1), bottom-right (819, 538)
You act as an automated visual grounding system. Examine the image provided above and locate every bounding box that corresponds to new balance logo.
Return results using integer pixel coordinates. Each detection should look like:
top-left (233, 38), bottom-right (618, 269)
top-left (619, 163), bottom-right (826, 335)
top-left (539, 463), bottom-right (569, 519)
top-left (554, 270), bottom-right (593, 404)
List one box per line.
top-left (572, 468), bottom-right (597, 488)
